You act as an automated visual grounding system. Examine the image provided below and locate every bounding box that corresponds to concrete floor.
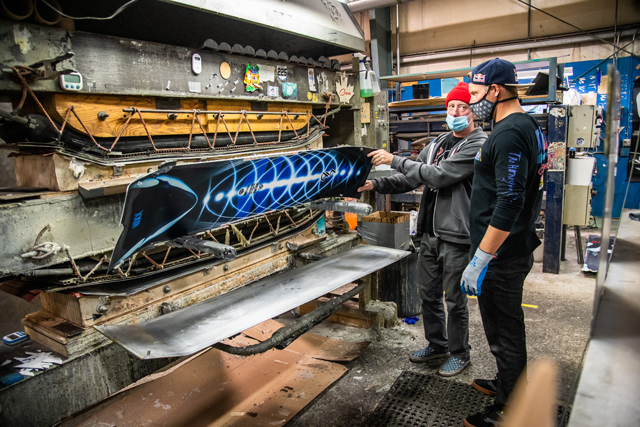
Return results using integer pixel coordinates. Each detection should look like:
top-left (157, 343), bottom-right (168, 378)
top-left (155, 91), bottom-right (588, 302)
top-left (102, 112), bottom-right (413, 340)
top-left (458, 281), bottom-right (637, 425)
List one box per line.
top-left (281, 229), bottom-right (597, 427)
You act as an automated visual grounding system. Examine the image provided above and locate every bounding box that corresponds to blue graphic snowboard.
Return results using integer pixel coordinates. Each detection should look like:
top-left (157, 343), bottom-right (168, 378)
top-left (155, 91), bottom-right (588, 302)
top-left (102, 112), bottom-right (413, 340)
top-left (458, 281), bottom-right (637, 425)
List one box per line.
top-left (110, 146), bottom-right (374, 269)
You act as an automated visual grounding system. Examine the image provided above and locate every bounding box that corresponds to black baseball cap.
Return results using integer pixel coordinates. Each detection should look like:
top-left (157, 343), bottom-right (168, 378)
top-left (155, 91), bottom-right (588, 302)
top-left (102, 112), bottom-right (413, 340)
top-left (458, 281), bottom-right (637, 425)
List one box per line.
top-left (471, 58), bottom-right (519, 86)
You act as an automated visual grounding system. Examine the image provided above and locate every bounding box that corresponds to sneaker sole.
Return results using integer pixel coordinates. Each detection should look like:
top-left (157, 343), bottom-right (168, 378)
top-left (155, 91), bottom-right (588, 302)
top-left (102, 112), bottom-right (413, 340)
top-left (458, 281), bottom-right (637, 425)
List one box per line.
top-left (409, 352), bottom-right (450, 363)
top-left (472, 380), bottom-right (497, 396)
top-left (438, 360), bottom-right (470, 377)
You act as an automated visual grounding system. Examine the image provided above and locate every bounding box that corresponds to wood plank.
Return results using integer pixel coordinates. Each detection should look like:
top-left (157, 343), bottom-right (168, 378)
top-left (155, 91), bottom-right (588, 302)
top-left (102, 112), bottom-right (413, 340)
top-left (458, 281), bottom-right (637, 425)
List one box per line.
top-left (14, 154), bottom-right (59, 190)
top-left (40, 292), bottom-right (83, 326)
top-left (13, 152), bottom-right (160, 192)
top-left (46, 94), bottom-right (312, 138)
top-left (13, 135), bottom-right (323, 192)
top-left (78, 176), bottom-right (136, 199)
top-left (22, 311), bottom-right (106, 359)
top-left (23, 325), bottom-right (71, 358)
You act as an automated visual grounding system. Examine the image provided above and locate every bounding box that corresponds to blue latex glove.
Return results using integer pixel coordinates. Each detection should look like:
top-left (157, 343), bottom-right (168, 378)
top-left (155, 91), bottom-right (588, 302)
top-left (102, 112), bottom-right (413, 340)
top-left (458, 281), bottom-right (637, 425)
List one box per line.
top-left (461, 248), bottom-right (493, 296)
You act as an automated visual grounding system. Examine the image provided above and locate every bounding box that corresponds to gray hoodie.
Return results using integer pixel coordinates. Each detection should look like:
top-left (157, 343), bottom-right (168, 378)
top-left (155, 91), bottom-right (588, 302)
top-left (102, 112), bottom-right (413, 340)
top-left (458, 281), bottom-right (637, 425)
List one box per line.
top-left (371, 128), bottom-right (487, 245)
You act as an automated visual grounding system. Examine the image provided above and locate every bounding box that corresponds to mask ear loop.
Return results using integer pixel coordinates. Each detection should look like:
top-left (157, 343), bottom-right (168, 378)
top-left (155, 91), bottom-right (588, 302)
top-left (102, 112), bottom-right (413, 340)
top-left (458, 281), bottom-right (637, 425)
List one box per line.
top-left (494, 84), bottom-right (519, 105)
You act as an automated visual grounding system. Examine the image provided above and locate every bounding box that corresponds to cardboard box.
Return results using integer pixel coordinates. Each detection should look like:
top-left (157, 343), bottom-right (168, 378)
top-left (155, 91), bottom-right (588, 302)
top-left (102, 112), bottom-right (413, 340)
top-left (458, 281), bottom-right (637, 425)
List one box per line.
top-left (358, 211), bottom-right (411, 249)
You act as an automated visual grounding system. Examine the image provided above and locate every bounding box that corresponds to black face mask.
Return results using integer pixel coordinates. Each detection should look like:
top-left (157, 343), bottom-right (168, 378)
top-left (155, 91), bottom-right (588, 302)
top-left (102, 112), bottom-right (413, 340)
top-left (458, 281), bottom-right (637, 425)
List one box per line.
top-left (470, 88), bottom-right (518, 121)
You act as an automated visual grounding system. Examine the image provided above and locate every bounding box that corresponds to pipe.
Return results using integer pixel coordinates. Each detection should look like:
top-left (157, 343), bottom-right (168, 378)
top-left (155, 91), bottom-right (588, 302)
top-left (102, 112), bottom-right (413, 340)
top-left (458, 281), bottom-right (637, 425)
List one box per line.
top-left (309, 200), bottom-right (373, 216)
top-left (213, 282), bottom-right (365, 355)
top-left (32, 0), bottom-right (61, 26)
top-left (0, 0), bottom-right (33, 21)
top-left (168, 238), bottom-right (237, 261)
top-left (396, 4), bottom-right (400, 75)
top-left (400, 28), bottom-right (640, 64)
top-left (348, 0), bottom-right (416, 13)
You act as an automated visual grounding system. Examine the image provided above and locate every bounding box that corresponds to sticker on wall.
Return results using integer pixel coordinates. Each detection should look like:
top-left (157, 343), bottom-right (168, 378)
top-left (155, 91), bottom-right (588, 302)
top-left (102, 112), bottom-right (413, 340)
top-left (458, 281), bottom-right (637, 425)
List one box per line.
top-left (312, 93), bottom-right (318, 102)
top-left (319, 72), bottom-right (330, 92)
top-left (336, 73), bottom-right (354, 103)
top-left (308, 68), bottom-right (316, 92)
top-left (268, 85), bottom-right (279, 97)
top-left (244, 64), bottom-right (262, 92)
top-left (220, 62), bottom-right (231, 80)
top-left (282, 82), bottom-right (298, 99)
top-left (277, 66), bottom-right (288, 82)
top-left (260, 64), bottom-right (275, 82)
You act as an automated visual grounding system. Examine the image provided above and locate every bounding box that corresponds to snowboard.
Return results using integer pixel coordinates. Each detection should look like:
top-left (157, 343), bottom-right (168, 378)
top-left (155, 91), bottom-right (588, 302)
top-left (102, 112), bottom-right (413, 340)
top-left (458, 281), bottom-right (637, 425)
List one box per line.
top-left (109, 146), bottom-right (375, 269)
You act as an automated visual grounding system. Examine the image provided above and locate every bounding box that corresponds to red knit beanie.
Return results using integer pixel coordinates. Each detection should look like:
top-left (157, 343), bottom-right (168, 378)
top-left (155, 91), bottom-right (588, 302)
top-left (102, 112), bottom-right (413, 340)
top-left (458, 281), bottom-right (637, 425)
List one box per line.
top-left (445, 81), bottom-right (471, 106)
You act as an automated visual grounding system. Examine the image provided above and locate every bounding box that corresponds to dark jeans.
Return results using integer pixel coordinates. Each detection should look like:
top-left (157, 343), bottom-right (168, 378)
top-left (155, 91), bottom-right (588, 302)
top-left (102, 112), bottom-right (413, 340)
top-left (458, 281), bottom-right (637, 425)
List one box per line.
top-left (418, 233), bottom-right (471, 358)
top-left (477, 252), bottom-right (534, 407)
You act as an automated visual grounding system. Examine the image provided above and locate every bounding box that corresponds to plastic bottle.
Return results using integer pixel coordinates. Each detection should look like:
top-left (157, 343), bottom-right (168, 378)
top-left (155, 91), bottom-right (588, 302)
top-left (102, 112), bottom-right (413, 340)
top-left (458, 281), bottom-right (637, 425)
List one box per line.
top-left (365, 61), bottom-right (381, 95)
top-left (354, 53), bottom-right (373, 98)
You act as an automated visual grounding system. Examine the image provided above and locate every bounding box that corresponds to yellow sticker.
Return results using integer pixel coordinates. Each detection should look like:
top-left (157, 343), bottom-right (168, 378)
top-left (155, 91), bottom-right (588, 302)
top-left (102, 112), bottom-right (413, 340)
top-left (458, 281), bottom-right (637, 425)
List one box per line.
top-left (382, 143), bottom-right (387, 148)
top-left (307, 91), bottom-right (313, 100)
top-left (312, 93), bottom-right (318, 102)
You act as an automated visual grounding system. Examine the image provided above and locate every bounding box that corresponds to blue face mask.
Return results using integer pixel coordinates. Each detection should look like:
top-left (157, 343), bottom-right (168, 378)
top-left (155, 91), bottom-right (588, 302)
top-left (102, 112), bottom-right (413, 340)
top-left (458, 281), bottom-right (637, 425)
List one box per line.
top-left (446, 114), bottom-right (470, 132)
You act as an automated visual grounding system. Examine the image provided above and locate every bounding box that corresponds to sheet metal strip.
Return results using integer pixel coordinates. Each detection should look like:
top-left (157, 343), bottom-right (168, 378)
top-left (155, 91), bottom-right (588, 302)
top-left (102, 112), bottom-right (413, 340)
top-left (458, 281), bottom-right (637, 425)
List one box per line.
top-left (97, 245), bottom-right (409, 359)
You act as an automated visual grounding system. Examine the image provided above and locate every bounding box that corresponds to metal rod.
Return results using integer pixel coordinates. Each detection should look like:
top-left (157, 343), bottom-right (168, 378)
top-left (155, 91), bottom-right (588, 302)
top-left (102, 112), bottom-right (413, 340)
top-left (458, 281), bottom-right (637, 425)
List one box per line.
top-left (594, 64), bottom-right (621, 323)
top-left (121, 108), bottom-right (305, 115)
top-left (396, 4), bottom-right (400, 75)
top-left (527, 0), bottom-right (531, 60)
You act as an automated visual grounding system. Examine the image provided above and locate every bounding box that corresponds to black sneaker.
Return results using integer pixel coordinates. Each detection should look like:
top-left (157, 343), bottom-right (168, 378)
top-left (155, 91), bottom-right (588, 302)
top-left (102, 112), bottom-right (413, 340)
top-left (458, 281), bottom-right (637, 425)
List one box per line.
top-left (472, 377), bottom-right (498, 396)
top-left (464, 405), bottom-right (504, 427)
top-left (409, 345), bottom-right (449, 363)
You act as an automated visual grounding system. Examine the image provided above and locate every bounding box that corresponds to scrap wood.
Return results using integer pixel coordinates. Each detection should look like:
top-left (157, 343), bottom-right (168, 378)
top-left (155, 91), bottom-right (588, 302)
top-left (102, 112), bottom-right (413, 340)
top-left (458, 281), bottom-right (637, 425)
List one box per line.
top-left (59, 335), bottom-right (347, 427)
top-left (110, 335), bottom-right (260, 398)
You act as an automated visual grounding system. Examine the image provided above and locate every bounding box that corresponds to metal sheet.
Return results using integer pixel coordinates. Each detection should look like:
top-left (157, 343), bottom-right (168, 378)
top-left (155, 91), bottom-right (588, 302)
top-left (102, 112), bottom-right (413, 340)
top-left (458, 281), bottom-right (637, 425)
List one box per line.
top-left (97, 245), bottom-right (409, 359)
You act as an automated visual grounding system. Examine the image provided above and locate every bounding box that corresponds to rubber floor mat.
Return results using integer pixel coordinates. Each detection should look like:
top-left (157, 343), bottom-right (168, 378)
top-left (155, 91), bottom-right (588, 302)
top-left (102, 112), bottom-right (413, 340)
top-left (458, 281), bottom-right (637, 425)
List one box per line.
top-left (365, 371), bottom-right (494, 427)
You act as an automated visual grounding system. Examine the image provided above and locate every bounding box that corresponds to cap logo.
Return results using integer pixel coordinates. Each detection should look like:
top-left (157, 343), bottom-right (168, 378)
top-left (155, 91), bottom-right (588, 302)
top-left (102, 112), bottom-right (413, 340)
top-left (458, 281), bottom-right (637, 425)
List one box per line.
top-left (473, 73), bottom-right (485, 83)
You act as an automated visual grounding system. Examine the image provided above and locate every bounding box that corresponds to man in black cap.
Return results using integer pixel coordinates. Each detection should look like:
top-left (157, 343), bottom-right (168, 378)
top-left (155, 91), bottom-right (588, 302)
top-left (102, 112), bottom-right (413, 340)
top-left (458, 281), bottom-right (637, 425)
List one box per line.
top-left (461, 58), bottom-right (548, 427)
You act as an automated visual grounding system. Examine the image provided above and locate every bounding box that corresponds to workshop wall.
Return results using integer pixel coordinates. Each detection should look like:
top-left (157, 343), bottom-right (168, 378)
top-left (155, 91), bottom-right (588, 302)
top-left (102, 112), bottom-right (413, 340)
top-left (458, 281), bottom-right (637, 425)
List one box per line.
top-left (396, 0), bottom-right (638, 54)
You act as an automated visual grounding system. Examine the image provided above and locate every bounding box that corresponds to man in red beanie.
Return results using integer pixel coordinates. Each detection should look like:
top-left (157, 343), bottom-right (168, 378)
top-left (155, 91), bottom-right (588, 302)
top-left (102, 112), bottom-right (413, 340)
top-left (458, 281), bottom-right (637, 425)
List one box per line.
top-left (358, 81), bottom-right (487, 376)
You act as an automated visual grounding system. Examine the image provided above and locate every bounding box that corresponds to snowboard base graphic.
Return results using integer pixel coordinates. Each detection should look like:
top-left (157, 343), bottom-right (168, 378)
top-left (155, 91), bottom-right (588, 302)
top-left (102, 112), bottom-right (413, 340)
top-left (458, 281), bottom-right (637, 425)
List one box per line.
top-left (110, 146), bottom-right (374, 269)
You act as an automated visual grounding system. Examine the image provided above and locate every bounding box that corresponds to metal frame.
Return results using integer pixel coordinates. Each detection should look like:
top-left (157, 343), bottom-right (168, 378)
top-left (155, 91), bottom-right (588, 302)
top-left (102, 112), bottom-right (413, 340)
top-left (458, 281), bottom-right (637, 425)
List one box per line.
top-left (383, 57), bottom-right (564, 114)
top-left (98, 244), bottom-right (410, 359)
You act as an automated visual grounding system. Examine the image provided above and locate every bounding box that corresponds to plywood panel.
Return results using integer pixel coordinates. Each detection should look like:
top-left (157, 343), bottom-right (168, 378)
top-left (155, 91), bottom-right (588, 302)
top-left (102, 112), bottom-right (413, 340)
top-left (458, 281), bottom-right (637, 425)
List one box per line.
top-left (49, 94), bottom-right (203, 138)
top-left (48, 95), bottom-right (312, 138)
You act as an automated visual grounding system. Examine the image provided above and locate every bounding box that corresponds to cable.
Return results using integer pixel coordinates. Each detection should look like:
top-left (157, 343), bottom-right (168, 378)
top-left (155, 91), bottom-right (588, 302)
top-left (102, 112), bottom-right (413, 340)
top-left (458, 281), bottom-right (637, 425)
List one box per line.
top-left (515, 0), bottom-right (635, 58)
top-left (39, 0), bottom-right (139, 20)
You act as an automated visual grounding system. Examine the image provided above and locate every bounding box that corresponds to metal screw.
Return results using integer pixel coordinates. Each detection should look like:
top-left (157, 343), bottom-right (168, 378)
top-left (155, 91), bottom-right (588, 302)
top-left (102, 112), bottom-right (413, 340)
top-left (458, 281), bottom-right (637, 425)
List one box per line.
top-left (97, 111), bottom-right (109, 121)
top-left (167, 113), bottom-right (178, 120)
top-left (278, 243), bottom-right (284, 250)
top-left (223, 264), bottom-right (229, 272)
top-left (163, 285), bottom-right (171, 294)
top-left (257, 114), bottom-right (264, 120)
top-left (96, 305), bottom-right (108, 313)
